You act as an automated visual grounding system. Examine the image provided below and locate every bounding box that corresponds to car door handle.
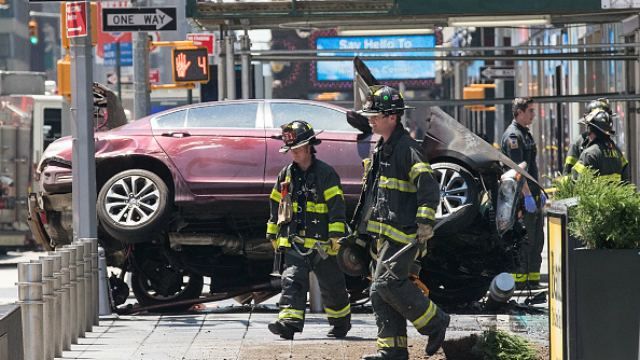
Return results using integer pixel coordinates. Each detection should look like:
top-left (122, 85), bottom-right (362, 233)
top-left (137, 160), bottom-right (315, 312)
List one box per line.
top-left (161, 131), bottom-right (191, 138)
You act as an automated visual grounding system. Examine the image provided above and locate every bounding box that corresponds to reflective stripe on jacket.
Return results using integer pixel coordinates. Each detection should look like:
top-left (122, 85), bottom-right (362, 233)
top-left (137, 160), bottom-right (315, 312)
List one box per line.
top-left (572, 138), bottom-right (630, 182)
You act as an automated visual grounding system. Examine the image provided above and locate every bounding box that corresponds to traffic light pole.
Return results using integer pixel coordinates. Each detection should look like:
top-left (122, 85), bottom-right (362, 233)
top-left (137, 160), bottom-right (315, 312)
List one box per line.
top-left (69, 1), bottom-right (97, 240)
top-left (133, 30), bottom-right (150, 119)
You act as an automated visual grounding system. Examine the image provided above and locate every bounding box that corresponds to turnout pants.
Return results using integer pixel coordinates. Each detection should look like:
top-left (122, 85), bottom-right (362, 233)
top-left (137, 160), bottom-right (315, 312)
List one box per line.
top-left (513, 208), bottom-right (544, 285)
top-left (370, 240), bottom-right (448, 352)
top-left (277, 249), bottom-right (351, 332)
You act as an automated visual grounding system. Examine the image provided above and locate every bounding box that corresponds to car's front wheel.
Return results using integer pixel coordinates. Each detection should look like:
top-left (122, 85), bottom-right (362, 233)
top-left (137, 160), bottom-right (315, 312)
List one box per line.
top-left (97, 169), bottom-right (171, 243)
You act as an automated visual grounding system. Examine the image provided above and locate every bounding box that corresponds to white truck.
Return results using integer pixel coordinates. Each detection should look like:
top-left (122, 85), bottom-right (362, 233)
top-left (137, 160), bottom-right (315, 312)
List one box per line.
top-left (0, 71), bottom-right (69, 253)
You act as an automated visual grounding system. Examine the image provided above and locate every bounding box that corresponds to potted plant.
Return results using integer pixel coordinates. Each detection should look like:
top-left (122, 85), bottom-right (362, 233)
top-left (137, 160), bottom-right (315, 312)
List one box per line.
top-left (552, 169), bottom-right (640, 360)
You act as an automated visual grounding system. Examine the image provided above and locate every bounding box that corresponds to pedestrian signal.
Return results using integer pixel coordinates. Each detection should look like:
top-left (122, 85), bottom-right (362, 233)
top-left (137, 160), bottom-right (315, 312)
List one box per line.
top-left (171, 47), bottom-right (209, 83)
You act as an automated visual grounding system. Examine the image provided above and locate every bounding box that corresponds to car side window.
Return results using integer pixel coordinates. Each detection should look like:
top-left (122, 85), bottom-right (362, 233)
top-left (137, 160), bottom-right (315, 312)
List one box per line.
top-left (151, 110), bottom-right (187, 129)
top-left (187, 103), bottom-right (258, 128)
top-left (270, 103), bottom-right (354, 132)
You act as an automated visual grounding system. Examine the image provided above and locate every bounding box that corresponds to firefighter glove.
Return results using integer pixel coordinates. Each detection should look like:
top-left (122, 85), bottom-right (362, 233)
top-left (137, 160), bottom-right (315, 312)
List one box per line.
top-left (330, 237), bottom-right (341, 252)
top-left (524, 194), bottom-right (537, 213)
top-left (416, 224), bottom-right (434, 258)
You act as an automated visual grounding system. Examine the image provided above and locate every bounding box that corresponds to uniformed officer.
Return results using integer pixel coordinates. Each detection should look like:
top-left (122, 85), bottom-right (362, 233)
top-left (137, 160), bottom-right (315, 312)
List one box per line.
top-left (501, 97), bottom-right (546, 290)
top-left (354, 85), bottom-right (449, 360)
top-left (564, 98), bottom-right (614, 174)
top-left (266, 120), bottom-right (351, 340)
top-left (572, 109), bottom-right (630, 182)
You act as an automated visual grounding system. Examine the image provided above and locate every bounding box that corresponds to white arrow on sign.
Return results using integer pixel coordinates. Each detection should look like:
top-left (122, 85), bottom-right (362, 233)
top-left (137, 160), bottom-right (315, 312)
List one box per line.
top-left (106, 9), bottom-right (174, 30)
top-left (481, 67), bottom-right (516, 79)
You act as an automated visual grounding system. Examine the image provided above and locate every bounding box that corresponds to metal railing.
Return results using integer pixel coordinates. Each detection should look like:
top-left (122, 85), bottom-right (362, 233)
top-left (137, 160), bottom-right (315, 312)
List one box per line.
top-left (16, 239), bottom-right (109, 360)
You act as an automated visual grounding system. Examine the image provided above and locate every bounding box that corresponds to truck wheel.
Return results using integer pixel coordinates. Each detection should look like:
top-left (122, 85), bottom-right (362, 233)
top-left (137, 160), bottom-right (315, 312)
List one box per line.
top-left (97, 169), bottom-right (171, 243)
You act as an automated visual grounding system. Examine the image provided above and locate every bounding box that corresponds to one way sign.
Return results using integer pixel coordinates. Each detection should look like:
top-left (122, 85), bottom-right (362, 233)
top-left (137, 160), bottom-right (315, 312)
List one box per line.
top-left (480, 66), bottom-right (515, 80)
top-left (102, 7), bottom-right (177, 32)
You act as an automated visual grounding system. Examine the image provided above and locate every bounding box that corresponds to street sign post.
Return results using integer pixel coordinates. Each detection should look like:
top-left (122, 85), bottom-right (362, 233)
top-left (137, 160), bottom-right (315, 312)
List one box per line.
top-left (172, 47), bottom-right (210, 83)
top-left (187, 33), bottom-right (215, 55)
top-left (102, 7), bottom-right (177, 32)
top-left (480, 66), bottom-right (515, 80)
top-left (66, 1), bottom-right (87, 38)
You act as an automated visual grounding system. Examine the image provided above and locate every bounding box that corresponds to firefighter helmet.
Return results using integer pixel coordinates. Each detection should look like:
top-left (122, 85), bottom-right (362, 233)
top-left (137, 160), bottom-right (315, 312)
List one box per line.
top-left (279, 120), bottom-right (323, 153)
top-left (358, 85), bottom-right (415, 117)
top-left (580, 109), bottom-right (615, 136)
top-left (336, 238), bottom-right (370, 277)
top-left (585, 98), bottom-right (613, 116)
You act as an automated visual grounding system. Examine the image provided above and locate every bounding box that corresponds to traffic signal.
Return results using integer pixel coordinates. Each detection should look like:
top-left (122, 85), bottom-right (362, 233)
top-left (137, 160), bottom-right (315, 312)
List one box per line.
top-left (28, 19), bottom-right (38, 45)
top-left (57, 54), bottom-right (71, 99)
top-left (171, 47), bottom-right (209, 83)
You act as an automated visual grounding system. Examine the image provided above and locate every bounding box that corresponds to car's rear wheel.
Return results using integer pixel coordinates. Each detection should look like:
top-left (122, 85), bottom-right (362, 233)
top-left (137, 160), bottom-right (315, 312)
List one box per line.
top-left (431, 162), bottom-right (480, 234)
top-left (131, 267), bottom-right (204, 312)
top-left (97, 169), bottom-right (170, 243)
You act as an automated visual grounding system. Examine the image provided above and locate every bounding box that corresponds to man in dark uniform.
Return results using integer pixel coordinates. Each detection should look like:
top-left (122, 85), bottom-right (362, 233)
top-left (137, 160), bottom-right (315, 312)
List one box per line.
top-left (564, 98), bottom-right (615, 174)
top-left (501, 97), bottom-right (546, 290)
top-left (266, 120), bottom-right (351, 340)
top-left (354, 85), bottom-right (449, 360)
top-left (572, 109), bottom-right (629, 182)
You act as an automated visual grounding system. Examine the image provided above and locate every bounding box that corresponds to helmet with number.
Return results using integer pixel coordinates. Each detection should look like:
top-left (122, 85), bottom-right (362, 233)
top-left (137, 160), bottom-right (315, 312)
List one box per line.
top-left (585, 98), bottom-right (613, 117)
top-left (358, 85), bottom-right (415, 117)
top-left (580, 109), bottom-right (614, 136)
top-left (279, 120), bottom-right (323, 153)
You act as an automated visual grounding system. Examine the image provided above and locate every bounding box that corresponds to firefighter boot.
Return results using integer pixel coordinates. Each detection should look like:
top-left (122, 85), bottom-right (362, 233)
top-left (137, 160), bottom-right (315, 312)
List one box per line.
top-left (361, 349), bottom-right (409, 360)
top-left (425, 310), bottom-right (450, 355)
top-left (268, 320), bottom-right (295, 340)
top-left (327, 323), bottom-right (351, 338)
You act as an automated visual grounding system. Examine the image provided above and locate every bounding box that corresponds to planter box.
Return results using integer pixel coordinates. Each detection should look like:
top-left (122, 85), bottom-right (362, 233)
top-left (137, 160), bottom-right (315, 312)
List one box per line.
top-left (571, 248), bottom-right (640, 360)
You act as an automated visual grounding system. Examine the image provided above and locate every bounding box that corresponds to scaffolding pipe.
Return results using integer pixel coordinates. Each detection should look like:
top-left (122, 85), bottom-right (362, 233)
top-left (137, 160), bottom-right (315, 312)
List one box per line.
top-left (248, 53), bottom-right (636, 62)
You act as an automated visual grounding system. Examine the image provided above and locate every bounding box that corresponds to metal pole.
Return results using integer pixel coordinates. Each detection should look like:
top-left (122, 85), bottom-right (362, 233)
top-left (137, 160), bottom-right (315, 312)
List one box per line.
top-left (216, 34), bottom-right (227, 100)
top-left (17, 262), bottom-right (44, 360)
top-left (555, 65), bottom-right (564, 173)
top-left (33, 258), bottom-right (54, 360)
top-left (225, 33), bottom-right (236, 100)
top-left (308, 272), bottom-right (323, 313)
top-left (248, 53), bottom-right (635, 62)
top-left (64, 246), bottom-right (78, 343)
top-left (187, 89), bottom-right (193, 104)
top-left (73, 243), bottom-right (86, 338)
top-left (98, 247), bottom-right (113, 316)
top-left (115, 42), bottom-right (122, 101)
top-left (81, 238), bottom-right (99, 326)
top-left (81, 240), bottom-right (93, 332)
top-left (70, 0), bottom-right (97, 242)
top-left (55, 249), bottom-right (72, 350)
top-left (133, 0), bottom-right (150, 119)
top-left (46, 252), bottom-right (63, 358)
top-left (240, 32), bottom-right (251, 99)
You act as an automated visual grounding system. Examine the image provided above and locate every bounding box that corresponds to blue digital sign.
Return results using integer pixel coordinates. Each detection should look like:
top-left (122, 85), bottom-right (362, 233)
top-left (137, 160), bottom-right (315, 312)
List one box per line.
top-left (316, 35), bottom-right (435, 81)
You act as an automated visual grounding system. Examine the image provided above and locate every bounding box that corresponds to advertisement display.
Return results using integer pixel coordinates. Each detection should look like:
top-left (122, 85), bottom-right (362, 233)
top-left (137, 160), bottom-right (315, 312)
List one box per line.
top-left (315, 34), bottom-right (435, 81)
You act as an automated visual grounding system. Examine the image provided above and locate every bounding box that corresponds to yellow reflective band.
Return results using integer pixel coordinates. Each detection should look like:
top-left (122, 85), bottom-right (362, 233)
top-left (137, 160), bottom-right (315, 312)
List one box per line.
top-left (622, 156), bottom-right (629, 166)
top-left (511, 273), bottom-right (528, 283)
top-left (600, 173), bottom-right (622, 182)
top-left (324, 186), bottom-right (344, 201)
top-left (329, 222), bottom-right (345, 233)
top-left (528, 272), bottom-right (541, 281)
top-left (379, 176), bottom-right (417, 193)
top-left (325, 303), bottom-right (351, 318)
top-left (291, 201), bottom-right (329, 214)
top-left (409, 162), bottom-right (433, 183)
top-left (277, 237), bottom-right (291, 248)
top-left (412, 301), bottom-right (437, 330)
top-left (278, 308), bottom-right (305, 320)
top-left (266, 222), bottom-right (279, 235)
top-left (573, 162), bottom-right (587, 174)
top-left (366, 221), bottom-right (415, 245)
top-left (376, 336), bottom-right (408, 349)
top-left (564, 156), bottom-right (578, 166)
top-left (270, 188), bottom-right (281, 202)
top-left (416, 206), bottom-right (435, 220)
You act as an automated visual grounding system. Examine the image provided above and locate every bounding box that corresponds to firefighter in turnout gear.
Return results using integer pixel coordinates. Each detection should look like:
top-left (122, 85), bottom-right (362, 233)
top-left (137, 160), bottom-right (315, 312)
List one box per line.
top-left (572, 109), bottom-right (630, 182)
top-left (266, 120), bottom-right (351, 340)
top-left (501, 97), bottom-right (546, 290)
top-left (564, 98), bottom-right (616, 174)
top-left (354, 85), bottom-right (449, 360)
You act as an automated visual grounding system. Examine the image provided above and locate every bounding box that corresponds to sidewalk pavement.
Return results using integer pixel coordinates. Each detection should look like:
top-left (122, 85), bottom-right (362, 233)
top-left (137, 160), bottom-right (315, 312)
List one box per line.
top-left (58, 306), bottom-right (548, 360)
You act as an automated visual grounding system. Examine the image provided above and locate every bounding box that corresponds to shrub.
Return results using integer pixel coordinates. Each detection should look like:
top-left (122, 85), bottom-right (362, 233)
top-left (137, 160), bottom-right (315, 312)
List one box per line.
top-left (552, 169), bottom-right (640, 249)
top-left (471, 330), bottom-right (538, 360)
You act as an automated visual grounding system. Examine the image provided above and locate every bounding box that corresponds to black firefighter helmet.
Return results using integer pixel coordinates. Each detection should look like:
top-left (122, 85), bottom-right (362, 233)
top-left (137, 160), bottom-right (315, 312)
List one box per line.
top-left (585, 97), bottom-right (613, 116)
top-left (358, 85), bottom-right (415, 117)
top-left (580, 109), bottom-right (615, 136)
top-left (279, 120), bottom-right (323, 153)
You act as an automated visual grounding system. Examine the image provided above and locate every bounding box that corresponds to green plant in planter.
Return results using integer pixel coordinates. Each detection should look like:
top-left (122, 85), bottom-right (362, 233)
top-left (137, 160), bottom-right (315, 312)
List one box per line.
top-left (552, 168), bottom-right (640, 249)
top-left (471, 329), bottom-right (538, 360)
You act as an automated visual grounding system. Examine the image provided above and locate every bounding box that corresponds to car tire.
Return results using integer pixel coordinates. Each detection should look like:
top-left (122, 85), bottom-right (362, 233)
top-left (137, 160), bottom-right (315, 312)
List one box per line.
top-left (431, 162), bottom-right (480, 235)
top-left (97, 169), bottom-right (171, 243)
top-left (131, 268), bottom-right (204, 312)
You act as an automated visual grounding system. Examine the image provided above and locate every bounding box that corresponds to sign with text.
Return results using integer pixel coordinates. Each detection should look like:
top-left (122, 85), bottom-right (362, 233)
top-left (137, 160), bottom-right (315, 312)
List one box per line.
top-left (480, 66), bottom-right (515, 80)
top-left (187, 33), bottom-right (215, 55)
top-left (548, 213), bottom-right (566, 360)
top-left (172, 48), bottom-right (210, 83)
top-left (315, 35), bottom-right (435, 81)
top-left (66, 1), bottom-right (87, 38)
top-left (103, 42), bottom-right (132, 67)
top-left (102, 7), bottom-right (177, 32)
